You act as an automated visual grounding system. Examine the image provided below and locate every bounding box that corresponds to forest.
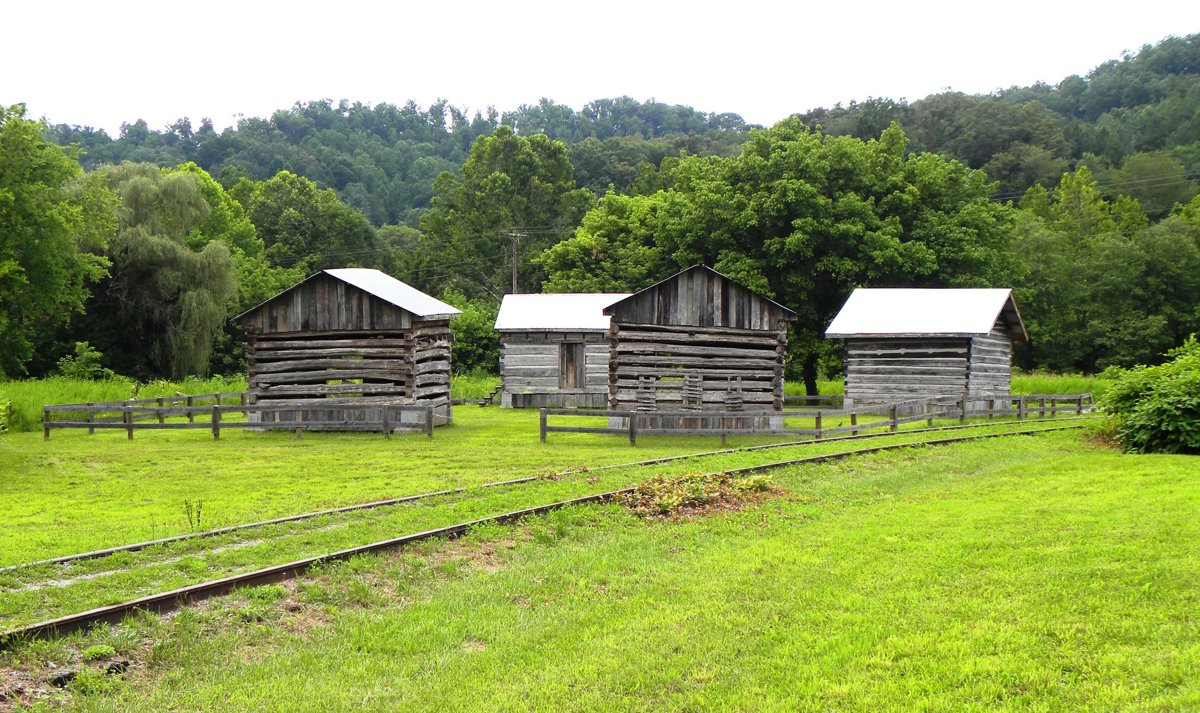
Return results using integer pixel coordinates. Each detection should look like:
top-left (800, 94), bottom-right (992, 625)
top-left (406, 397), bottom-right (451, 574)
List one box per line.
top-left (3, 33), bottom-right (1198, 390)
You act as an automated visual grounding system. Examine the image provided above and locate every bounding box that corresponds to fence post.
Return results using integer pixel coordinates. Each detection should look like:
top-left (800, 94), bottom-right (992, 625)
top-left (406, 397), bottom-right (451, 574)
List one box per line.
top-left (629, 414), bottom-right (637, 446)
top-left (814, 411), bottom-right (822, 440)
top-left (156, 397), bottom-right (165, 424)
top-left (926, 400), bottom-right (934, 428)
top-left (988, 399), bottom-right (995, 421)
top-left (1077, 394), bottom-right (1084, 415)
top-left (1039, 396), bottom-right (1046, 418)
top-left (124, 405), bottom-right (134, 440)
top-left (850, 411), bottom-right (858, 436)
top-left (381, 405), bottom-right (393, 440)
top-left (889, 404), bottom-right (898, 432)
top-left (1018, 396), bottom-right (1026, 420)
top-left (187, 395), bottom-right (194, 424)
top-left (211, 405), bottom-right (221, 440)
top-left (538, 409), bottom-right (547, 443)
top-left (87, 404), bottom-right (96, 435)
top-left (43, 407), bottom-right (50, 441)
top-left (425, 406), bottom-right (434, 440)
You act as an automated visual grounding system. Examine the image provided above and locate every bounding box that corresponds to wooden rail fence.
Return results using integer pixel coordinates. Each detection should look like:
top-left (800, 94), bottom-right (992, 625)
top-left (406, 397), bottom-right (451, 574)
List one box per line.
top-left (43, 393), bottom-right (435, 440)
top-left (540, 393), bottom-right (1092, 445)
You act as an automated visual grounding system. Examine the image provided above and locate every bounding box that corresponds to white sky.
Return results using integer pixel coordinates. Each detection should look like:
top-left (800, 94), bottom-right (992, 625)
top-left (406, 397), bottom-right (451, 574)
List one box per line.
top-left (4, 1), bottom-right (1197, 135)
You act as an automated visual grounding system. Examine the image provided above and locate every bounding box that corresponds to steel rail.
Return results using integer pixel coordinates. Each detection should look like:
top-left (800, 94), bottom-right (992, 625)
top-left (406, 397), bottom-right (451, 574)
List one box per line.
top-left (0, 416), bottom-right (1092, 573)
top-left (0, 424), bottom-right (1083, 647)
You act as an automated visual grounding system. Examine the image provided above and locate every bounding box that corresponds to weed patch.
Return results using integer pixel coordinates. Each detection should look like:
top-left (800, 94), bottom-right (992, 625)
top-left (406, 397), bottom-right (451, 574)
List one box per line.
top-left (617, 471), bottom-right (778, 518)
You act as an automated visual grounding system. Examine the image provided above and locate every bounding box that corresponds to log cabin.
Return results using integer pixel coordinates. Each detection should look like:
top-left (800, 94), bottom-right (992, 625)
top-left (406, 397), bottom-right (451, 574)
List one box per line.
top-left (237, 268), bottom-right (461, 428)
top-left (825, 288), bottom-right (1028, 410)
top-left (603, 265), bottom-right (796, 413)
top-left (494, 293), bottom-right (630, 408)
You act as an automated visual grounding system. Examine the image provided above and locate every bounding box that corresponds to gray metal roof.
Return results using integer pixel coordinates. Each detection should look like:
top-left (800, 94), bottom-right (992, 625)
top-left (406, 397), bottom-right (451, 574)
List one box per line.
top-left (323, 269), bottom-right (461, 319)
top-left (825, 288), bottom-right (1027, 341)
top-left (494, 293), bottom-right (631, 332)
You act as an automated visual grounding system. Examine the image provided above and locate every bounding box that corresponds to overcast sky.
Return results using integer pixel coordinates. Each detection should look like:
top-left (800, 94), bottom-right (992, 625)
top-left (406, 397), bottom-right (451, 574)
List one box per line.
top-left (5, 2), bottom-right (1197, 135)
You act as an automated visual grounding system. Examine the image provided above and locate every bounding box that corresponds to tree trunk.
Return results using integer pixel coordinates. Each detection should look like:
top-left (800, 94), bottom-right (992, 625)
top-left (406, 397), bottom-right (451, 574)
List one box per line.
top-left (803, 353), bottom-right (819, 396)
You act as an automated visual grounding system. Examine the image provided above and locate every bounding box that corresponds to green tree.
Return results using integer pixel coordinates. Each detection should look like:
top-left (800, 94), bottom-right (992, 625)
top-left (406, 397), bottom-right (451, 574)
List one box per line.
top-left (234, 171), bottom-right (377, 272)
top-left (541, 121), bottom-right (1021, 393)
top-left (420, 126), bottom-right (595, 299)
top-left (1014, 169), bottom-right (1200, 372)
top-left (0, 105), bottom-right (112, 378)
top-left (79, 163), bottom-right (237, 379)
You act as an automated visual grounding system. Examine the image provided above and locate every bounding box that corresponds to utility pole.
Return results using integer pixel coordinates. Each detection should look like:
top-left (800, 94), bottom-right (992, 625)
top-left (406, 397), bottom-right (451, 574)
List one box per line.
top-left (509, 229), bottom-right (522, 294)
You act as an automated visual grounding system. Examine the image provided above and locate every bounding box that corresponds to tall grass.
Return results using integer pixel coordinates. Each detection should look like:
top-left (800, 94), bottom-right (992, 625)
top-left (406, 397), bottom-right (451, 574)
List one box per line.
top-left (1010, 370), bottom-right (1114, 398)
top-left (0, 375), bottom-right (248, 433)
top-left (451, 371), bottom-right (500, 400)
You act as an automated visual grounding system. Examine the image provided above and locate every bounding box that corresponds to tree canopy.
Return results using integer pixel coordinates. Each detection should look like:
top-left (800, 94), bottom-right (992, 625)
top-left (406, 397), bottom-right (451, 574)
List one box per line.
top-left (0, 105), bottom-right (112, 378)
top-left (540, 121), bottom-right (1021, 393)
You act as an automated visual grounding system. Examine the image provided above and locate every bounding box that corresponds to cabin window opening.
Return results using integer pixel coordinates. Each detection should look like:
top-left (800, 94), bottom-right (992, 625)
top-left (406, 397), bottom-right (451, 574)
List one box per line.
top-left (560, 342), bottom-right (585, 389)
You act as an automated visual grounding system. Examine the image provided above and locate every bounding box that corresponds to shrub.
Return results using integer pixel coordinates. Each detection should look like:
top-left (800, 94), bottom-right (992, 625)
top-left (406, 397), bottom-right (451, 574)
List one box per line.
top-left (1100, 336), bottom-right (1200, 454)
top-left (55, 342), bottom-right (116, 381)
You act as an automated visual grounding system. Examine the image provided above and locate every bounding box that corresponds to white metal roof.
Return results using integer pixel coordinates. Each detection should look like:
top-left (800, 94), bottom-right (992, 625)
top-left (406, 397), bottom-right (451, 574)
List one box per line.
top-left (323, 268), bottom-right (462, 320)
top-left (494, 293), bottom-right (631, 332)
top-left (825, 288), bottom-right (1027, 340)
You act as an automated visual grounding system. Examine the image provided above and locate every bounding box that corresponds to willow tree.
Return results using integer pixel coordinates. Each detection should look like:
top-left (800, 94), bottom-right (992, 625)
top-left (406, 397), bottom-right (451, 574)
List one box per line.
top-left (82, 163), bottom-right (236, 378)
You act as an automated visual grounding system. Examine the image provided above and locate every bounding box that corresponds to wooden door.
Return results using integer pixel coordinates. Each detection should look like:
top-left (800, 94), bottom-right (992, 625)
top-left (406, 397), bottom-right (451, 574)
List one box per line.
top-left (560, 342), bottom-right (585, 389)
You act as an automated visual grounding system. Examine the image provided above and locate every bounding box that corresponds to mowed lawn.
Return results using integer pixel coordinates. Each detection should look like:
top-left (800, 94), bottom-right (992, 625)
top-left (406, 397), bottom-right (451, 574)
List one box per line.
top-left (0, 406), bottom-right (811, 566)
top-left (55, 431), bottom-right (1200, 711)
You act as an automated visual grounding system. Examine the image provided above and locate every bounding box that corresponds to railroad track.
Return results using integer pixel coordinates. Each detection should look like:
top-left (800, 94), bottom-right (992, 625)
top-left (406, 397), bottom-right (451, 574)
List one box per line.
top-left (1, 415), bottom-right (1091, 574)
top-left (0, 424), bottom-right (1085, 648)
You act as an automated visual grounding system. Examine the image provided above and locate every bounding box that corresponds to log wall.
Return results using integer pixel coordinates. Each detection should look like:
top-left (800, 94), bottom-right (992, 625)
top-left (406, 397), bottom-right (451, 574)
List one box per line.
top-left (499, 331), bottom-right (609, 408)
top-left (245, 322), bottom-right (453, 426)
top-left (843, 317), bottom-right (1015, 411)
top-left (607, 322), bottom-right (787, 411)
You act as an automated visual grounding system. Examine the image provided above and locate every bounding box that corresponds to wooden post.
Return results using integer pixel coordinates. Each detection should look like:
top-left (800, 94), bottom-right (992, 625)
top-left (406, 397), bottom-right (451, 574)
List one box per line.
top-left (211, 405), bottom-right (221, 440)
top-left (1018, 396), bottom-right (1026, 420)
top-left (1039, 396), bottom-right (1046, 418)
top-left (629, 414), bottom-right (637, 446)
top-left (925, 400), bottom-right (933, 428)
top-left (850, 411), bottom-right (858, 436)
top-left (814, 411), bottom-right (822, 440)
top-left (889, 404), bottom-right (898, 432)
top-left (124, 405), bottom-right (134, 440)
top-left (43, 407), bottom-right (50, 441)
top-left (186, 395), bottom-right (194, 423)
top-left (1077, 395), bottom-right (1084, 415)
top-left (87, 404), bottom-right (95, 435)
top-left (988, 399), bottom-right (995, 421)
top-left (156, 397), bottom-right (165, 424)
top-left (539, 409), bottom-right (547, 443)
top-left (382, 405), bottom-right (393, 440)
top-left (424, 406), bottom-right (434, 440)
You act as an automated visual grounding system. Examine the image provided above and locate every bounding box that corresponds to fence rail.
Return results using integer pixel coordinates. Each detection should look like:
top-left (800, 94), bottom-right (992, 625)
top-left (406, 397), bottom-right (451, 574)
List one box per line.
top-left (540, 393), bottom-right (1093, 445)
top-left (43, 393), bottom-right (435, 440)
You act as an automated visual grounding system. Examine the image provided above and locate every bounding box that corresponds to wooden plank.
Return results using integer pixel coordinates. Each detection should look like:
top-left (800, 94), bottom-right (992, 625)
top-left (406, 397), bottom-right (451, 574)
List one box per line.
top-left (613, 355), bottom-right (780, 369)
top-left (251, 358), bottom-right (411, 374)
top-left (613, 342), bottom-right (780, 359)
top-left (412, 360), bottom-right (451, 375)
top-left (251, 369), bottom-right (410, 385)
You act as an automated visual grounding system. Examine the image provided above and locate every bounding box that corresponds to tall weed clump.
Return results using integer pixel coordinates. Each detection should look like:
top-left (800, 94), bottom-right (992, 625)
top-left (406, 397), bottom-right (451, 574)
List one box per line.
top-left (1100, 336), bottom-right (1200, 454)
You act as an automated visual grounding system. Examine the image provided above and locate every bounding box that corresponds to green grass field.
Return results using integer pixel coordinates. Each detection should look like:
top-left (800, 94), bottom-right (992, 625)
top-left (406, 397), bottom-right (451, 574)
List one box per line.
top-left (6, 430), bottom-right (1196, 711)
